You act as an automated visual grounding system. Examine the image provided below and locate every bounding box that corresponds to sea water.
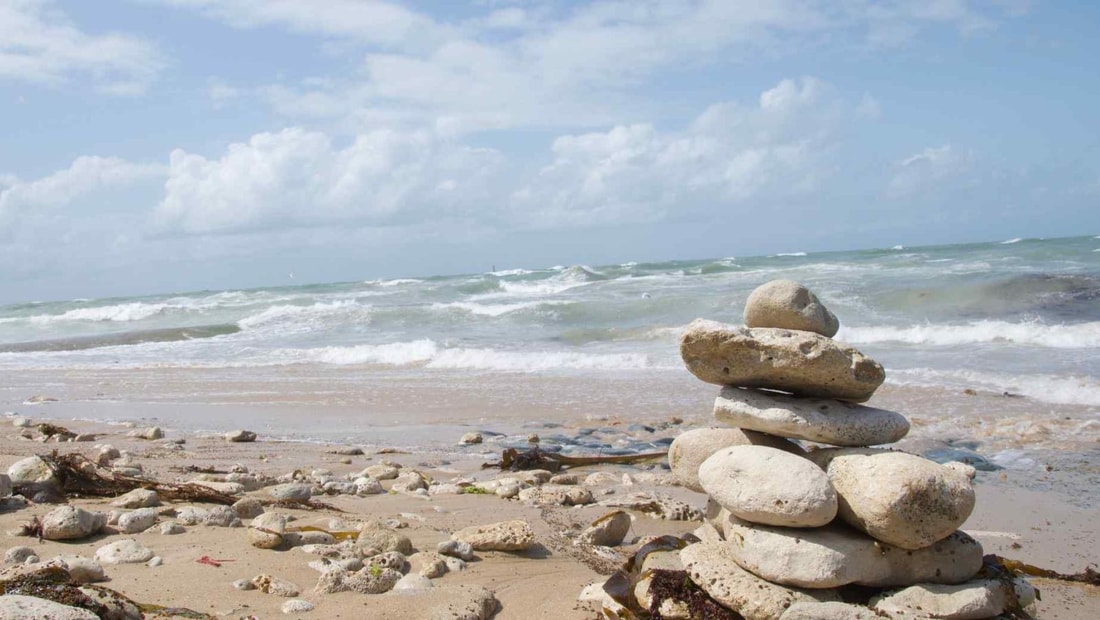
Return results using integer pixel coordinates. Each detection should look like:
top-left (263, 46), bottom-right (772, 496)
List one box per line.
top-left (1, 236), bottom-right (1097, 469)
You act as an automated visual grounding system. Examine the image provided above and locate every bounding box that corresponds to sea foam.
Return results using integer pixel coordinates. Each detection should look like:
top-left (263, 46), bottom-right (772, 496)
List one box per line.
top-left (839, 320), bottom-right (1100, 349)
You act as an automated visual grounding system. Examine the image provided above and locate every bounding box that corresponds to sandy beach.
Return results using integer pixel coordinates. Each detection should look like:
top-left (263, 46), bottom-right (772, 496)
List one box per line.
top-left (1, 401), bottom-right (1097, 619)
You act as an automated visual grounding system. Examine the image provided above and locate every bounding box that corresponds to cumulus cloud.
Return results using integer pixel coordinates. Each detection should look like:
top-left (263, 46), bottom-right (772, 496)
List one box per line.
top-left (887, 144), bottom-right (974, 198)
top-left (154, 127), bottom-right (503, 234)
top-left (0, 0), bottom-right (164, 93)
top-left (0, 156), bottom-right (166, 234)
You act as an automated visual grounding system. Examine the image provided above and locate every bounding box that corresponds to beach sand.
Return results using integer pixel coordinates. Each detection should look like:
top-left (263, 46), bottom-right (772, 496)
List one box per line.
top-left (1, 413), bottom-right (1097, 620)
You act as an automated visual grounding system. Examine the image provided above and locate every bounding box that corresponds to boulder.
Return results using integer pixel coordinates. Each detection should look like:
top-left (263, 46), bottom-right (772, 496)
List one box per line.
top-left (680, 320), bottom-right (884, 402)
top-left (719, 514), bottom-right (983, 589)
top-left (699, 445), bottom-right (836, 527)
top-left (94, 539), bottom-right (154, 564)
top-left (810, 449), bottom-right (976, 549)
top-left (0, 595), bottom-right (98, 619)
top-left (744, 280), bottom-right (840, 337)
top-left (40, 506), bottom-right (107, 540)
top-left (451, 520), bottom-right (535, 552)
top-left (7, 455), bottom-right (56, 486)
top-left (870, 579), bottom-right (1016, 619)
top-left (680, 542), bottom-right (840, 620)
top-left (714, 387), bottom-right (910, 447)
top-left (579, 511), bottom-right (632, 547)
top-left (668, 427), bottom-right (804, 492)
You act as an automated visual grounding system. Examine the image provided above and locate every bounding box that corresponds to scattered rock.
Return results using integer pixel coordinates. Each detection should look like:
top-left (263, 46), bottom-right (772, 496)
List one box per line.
top-left (40, 506), bottom-right (108, 540)
top-left (357, 525), bottom-right (414, 556)
top-left (517, 485), bottom-right (594, 506)
top-left (95, 539), bottom-right (154, 565)
top-left (127, 426), bottom-right (164, 440)
top-left (282, 599), bottom-right (314, 614)
top-left (53, 556), bottom-right (106, 584)
top-left (598, 492), bottom-right (704, 521)
top-left (714, 387), bottom-right (911, 447)
top-left (225, 429), bottom-right (257, 442)
top-left (249, 513), bottom-right (287, 549)
top-left (699, 445), bottom-right (837, 527)
top-left (459, 432), bottom-right (483, 445)
top-left (252, 574), bottom-right (300, 597)
top-left (579, 510), bottom-right (632, 547)
top-left (117, 508), bottom-right (158, 534)
top-left (437, 540), bottom-right (475, 561)
top-left (743, 279), bottom-right (840, 337)
top-left (428, 584), bottom-right (499, 620)
top-left (394, 573), bottom-right (434, 592)
top-left (269, 483), bottom-right (312, 502)
top-left (7, 455), bottom-right (57, 486)
top-left (451, 520), bottom-right (536, 552)
top-left (4, 547), bottom-right (37, 564)
top-left (809, 448), bottom-right (976, 549)
top-left (679, 319), bottom-right (885, 402)
top-left (314, 566), bottom-right (402, 594)
top-left (233, 497), bottom-right (265, 519)
top-left (159, 522), bottom-right (184, 535)
top-left (110, 488), bottom-right (160, 508)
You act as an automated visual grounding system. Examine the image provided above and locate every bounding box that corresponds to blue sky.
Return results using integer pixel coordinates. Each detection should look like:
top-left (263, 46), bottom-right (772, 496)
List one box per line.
top-left (1, 0), bottom-right (1098, 303)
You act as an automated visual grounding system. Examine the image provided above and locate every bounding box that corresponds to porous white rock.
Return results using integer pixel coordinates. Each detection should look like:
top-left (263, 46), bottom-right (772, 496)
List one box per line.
top-left (117, 508), bottom-right (158, 534)
top-left (252, 574), bottom-right (300, 597)
top-left (282, 599), bottom-right (314, 614)
top-left (714, 387), bottom-right (910, 447)
top-left (668, 427), bottom-right (804, 492)
top-left (780, 602), bottom-right (887, 619)
top-left (451, 520), bottom-right (535, 552)
top-left (718, 512), bottom-right (984, 589)
top-left (810, 448), bottom-right (976, 549)
top-left (517, 485), bottom-right (594, 506)
top-left (40, 506), bottom-right (107, 540)
top-left (680, 320), bottom-right (884, 402)
top-left (699, 445), bottom-right (836, 527)
top-left (743, 280), bottom-right (840, 337)
top-left (870, 579), bottom-right (1017, 619)
top-left (680, 542), bottom-right (840, 620)
top-left (0, 594), bottom-right (99, 619)
top-left (95, 539), bottom-right (154, 564)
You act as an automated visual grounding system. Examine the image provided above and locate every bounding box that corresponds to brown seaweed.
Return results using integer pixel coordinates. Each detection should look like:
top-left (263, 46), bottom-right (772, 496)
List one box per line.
top-left (483, 447), bottom-right (669, 472)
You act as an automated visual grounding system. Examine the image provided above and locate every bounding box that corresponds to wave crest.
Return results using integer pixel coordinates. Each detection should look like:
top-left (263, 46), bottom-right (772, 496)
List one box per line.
top-left (840, 321), bottom-right (1100, 348)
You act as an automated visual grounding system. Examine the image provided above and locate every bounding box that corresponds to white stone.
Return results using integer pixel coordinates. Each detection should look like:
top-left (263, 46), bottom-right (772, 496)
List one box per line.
top-left (810, 448), bottom-right (976, 549)
top-left (870, 580), bottom-right (1014, 619)
top-left (253, 574), bottom-right (300, 597)
top-left (680, 542), bottom-right (840, 620)
top-left (249, 513), bottom-right (287, 549)
top-left (95, 539), bottom-right (154, 564)
top-left (7, 455), bottom-right (56, 485)
top-left (117, 508), bottom-right (158, 534)
top-left (53, 555), bottom-right (107, 583)
top-left (714, 387), bottom-right (910, 447)
top-left (699, 445), bottom-right (836, 527)
top-left (110, 488), bottom-right (160, 508)
top-left (459, 432), bottom-right (483, 445)
top-left (0, 595), bottom-right (98, 619)
top-left (394, 573), bottom-right (434, 592)
top-left (780, 602), bottom-right (887, 619)
top-left (128, 426), bottom-right (163, 440)
top-left (744, 279), bottom-right (839, 337)
top-left (40, 506), bottom-right (107, 540)
top-left (668, 426), bottom-right (804, 492)
top-left (680, 319), bottom-right (885, 402)
top-left (269, 483), bottom-right (312, 501)
top-left (282, 599), bottom-right (314, 614)
top-left (451, 520), bottom-right (535, 551)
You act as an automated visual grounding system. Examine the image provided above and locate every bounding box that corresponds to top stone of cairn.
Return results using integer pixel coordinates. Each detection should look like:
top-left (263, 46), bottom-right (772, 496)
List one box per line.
top-left (744, 280), bottom-right (839, 338)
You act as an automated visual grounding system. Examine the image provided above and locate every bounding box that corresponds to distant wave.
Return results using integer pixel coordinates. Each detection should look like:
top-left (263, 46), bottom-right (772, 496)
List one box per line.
top-left (30, 302), bottom-right (170, 324)
top-left (1000, 237), bottom-right (1023, 244)
top-left (488, 268), bottom-right (534, 277)
top-left (774, 252), bottom-right (808, 257)
top-left (839, 320), bottom-right (1100, 348)
top-left (365, 278), bottom-right (423, 287)
top-left (431, 300), bottom-right (572, 317)
top-left (890, 368), bottom-right (1100, 407)
top-left (0, 324), bottom-right (240, 353)
top-left (496, 265), bottom-right (607, 296)
top-left (237, 301), bottom-right (372, 332)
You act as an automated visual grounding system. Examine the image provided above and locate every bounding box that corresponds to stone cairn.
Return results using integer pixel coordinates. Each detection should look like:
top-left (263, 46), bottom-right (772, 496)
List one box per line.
top-left (655, 279), bottom-right (1035, 620)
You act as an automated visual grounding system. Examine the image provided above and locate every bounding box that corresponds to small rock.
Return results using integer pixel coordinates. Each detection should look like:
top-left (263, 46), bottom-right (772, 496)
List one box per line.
top-left (252, 574), bottom-right (300, 597)
top-left (232, 578), bottom-right (255, 591)
top-left (357, 525), bottom-right (413, 555)
top-left (437, 540), bottom-right (475, 561)
top-left (159, 522), bottom-right (185, 535)
top-left (314, 566), bottom-right (402, 594)
top-left (870, 579), bottom-right (1015, 619)
top-left (175, 506), bottom-right (209, 525)
top-left (6, 455), bottom-right (57, 486)
top-left (427, 584), bottom-right (499, 620)
top-left (95, 539), bottom-right (154, 564)
top-left (269, 483), bottom-right (312, 501)
top-left (743, 279), bottom-right (839, 337)
top-left (232, 497), bottom-right (265, 519)
top-left (394, 573), bottom-right (434, 592)
top-left (110, 488), bottom-right (160, 508)
top-left (40, 506), bottom-right (107, 540)
top-left (517, 485), bottom-right (594, 506)
top-left (53, 555), bottom-right (107, 583)
top-left (4, 547), bottom-right (37, 564)
top-left (364, 464), bottom-right (399, 480)
top-left (282, 599), bottom-right (314, 614)
top-left (598, 492), bottom-right (704, 521)
top-left (579, 511), bottom-right (632, 547)
top-left (127, 426), bottom-right (164, 440)
top-left (203, 505), bottom-right (242, 528)
top-left (117, 508), bottom-right (158, 534)
top-left (147, 556), bottom-right (162, 567)
top-left (459, 432), bottom-right (483, 445)
top-left (225, 429), bottom-right (257, 442)
top-left (451, 520), bottom-right (535, 552)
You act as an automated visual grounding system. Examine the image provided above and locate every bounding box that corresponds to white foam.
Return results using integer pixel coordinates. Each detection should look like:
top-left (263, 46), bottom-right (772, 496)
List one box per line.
top-left (364, 278), bottom-right (423, 287)
top-left (425, 348), bottom-right (653, 372)
top-left (30, 302), bottom-right (169, 324)
top-left (889, 368), bottom-right (1100, 406)
top-left (237, 301), bottom-right (371, 332)
top-left (1000, 237), bottom-right (1023, 244)
top-left (303, 339), bottom-right (439, 365)
top-left (774, 252), bottom-right (808, 257)
top-left (488, 268), bottom-right (534, 277)
top-left (891, 245), bottom-right (904, 250)
top-left (839, 321), bottom-right (1100, 349)
top-left (431, 300), bottom-right (571, 317)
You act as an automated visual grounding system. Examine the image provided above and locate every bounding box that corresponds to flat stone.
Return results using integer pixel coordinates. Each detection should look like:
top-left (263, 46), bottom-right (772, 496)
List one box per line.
top-left (715, 387), bottom-right (910, 447)
top-left (870, 579), bottom-right (1014, 619)
top-left (364, 464), bottom-right (399, 480)
top-left (40, 506), bottom-right (107, 540)
top-left (700, 445), bottom-right (836, 527)
top-left (744, 280), bottom-right (840, 337)
top-left (719, 512), bottom-right (983, 589)
top-left (680, 541), bottom-right (840, 620)
top-left (680, 319), bottom-right (885, 402)
top-left (780, 602), bottom-right (887, 619)
top-left (598, 492), bottom-right (704, 521)
top-left (517, 485), bottom-right (594, 506)
top-left (225, 429), bottom-right (257, 442)
top-left (249, 513), bottom-right (287, 549)
top-left (451, 520), bottom-right (535, 552)
top-left (579, 510), bottom-right (632, 547)
top-left (314, 566), bottom-right (401, 594)
top-left (110, 488), bottom-right (160, 508)
top-left (0, 595), bottom-right (98, 619)
top-left (95, 539), bottom-right (154, 564)
top-left (668, 427), bottom-right (804, 492)
top-left (809, 448), bottom-right (976, 549)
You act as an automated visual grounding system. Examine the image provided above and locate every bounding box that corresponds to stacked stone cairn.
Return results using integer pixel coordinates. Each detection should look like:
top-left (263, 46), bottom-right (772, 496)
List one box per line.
top-left (659, 279), bottom-right (1035, 620)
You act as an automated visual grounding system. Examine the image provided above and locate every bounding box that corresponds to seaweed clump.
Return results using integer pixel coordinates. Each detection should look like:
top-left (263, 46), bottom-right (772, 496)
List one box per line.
top-left (646, 569), bottom-right (737, 620)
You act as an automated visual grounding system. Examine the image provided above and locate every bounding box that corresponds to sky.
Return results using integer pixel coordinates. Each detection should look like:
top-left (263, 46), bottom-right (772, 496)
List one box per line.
top-left (1, 0), bottom-right (1098, 303)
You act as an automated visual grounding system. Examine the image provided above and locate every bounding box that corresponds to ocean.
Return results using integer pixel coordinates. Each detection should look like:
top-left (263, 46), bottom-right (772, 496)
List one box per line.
top-left (1, 235), bottom-right (1098, 475)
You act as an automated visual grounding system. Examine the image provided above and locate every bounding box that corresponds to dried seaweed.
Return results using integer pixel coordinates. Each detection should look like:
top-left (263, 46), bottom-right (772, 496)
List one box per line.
top-left (262, 498), bottom-right (345, 512)
top-left (646, 569), bottom-right (737, 620)
top-left (599, 534), bottom-right (713, 619)
top-left (30, 451), bottom-right (238, 505)
top-left (994, 554), bottom-right (1100, 586)
top-left (483, 447), bottom-right (669, 472)
top-left (170, 465), bottom-right (229, 474)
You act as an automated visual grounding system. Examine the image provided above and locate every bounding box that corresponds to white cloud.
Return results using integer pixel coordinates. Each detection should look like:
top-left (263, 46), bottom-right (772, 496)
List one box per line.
top-left (154, 127), bottom-right (503, 234)
top-left (0, 156), bottom-right (166, 233)
top-left (0, 0), bottom-right (164, 93)
top-left (887, 144), bottom-right (974, 198)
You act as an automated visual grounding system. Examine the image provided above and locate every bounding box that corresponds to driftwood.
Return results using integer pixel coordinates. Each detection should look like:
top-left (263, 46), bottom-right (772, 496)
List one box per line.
top-left (31, 451), bottom-right (238, 505)
top-left (483, 447), bottom-right (669, 472)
